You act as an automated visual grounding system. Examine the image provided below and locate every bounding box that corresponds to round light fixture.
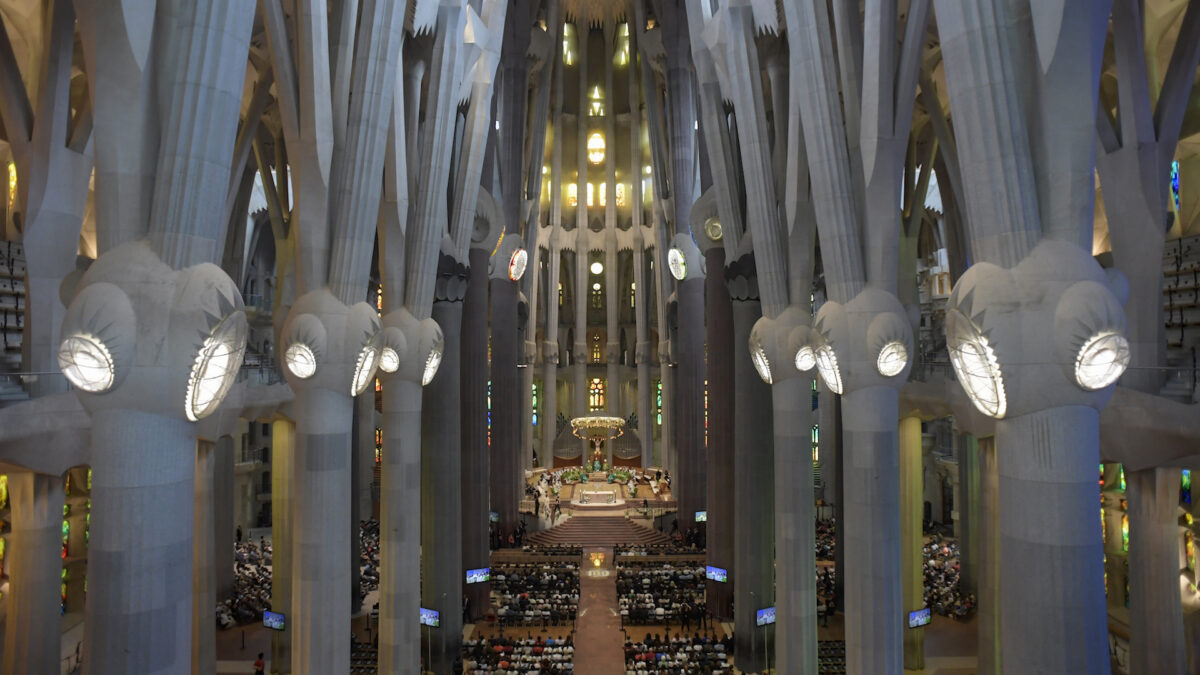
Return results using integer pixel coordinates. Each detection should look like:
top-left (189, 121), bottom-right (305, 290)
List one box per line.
top-left (667, 247), bottom-right (687, 280)
top-left (592, 282), bottom-right (601, 291)
top-left (351, 342), bottom-right (381, 396)
top-left (379, 347), bottom-right (400, 374)
top-left (185, 312), bottom-right (248, 421)
top-left (876, 341), bottom-right (908, 378)
top-left (704, 218), bottom-right (723, 242)
top-left (590, 261), bottom-right (604, 275)
top-left (815, 344), bottom-right (843, 395)
top-left (587, 133), bottom-right (606, 164)
top-left (794, 345), bottom-right (816, 372)
top-left (284, 343), bottom-right (317, 379)
top-left (59, 333), bottom-right (116, 393)
top-left (508, 248), bottom-right (529, 281)
top-left (946, 310), bottom-right (1006, 418)
top-left (750, 342), bottom-right (773, 384)
top-left (1074, 331), bottom-right (1130, 391)
top-left (422, 341), bottom-right (444, 386)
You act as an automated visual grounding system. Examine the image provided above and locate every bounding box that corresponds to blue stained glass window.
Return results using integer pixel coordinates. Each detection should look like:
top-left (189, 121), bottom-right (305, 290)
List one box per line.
top-left (1171, 161), bottom-right (1181, 213)
top-left (1183, 469), bottom-right (1192, 505)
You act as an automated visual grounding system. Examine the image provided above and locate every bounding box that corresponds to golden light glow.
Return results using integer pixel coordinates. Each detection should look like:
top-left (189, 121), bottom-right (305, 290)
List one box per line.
top-left (567, 183), bottom-right (578, 207)
top-left (589, 86), bottom-right (605, 117)
top-left (587, 132), bottom-right (606, 164)
top-left (7, 162), bottom-right (15, 209)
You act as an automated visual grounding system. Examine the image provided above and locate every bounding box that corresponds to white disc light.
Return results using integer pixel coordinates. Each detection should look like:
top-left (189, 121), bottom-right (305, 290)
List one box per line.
top-left (815, 344), bottom-right (843, 395)
top-left (422, 341), bottom-right (444, 386)
top-left (185, 312), bottom-right (248, 421)
top-left (590, 261), bottom-right (604, 275)
top-left (59, 333), bottom-right (116, 393)
top-left (750, 340), bottom-right (772, 384)
top-left (379, 347), bottom-right (400, 374)
top-left (1074, 331), bottom-right (1130, 391)
top-left (876, 341), bottom-right (908, 378)
top-left (794, 345), bottom-right (816, 372)
top-left (667, 247), bottom-right (687, 280)
top-left (946, 310), bottom-right (1006, 418)
top-left (285, 343), bottom-right (317, 379)
top-left (508, 248), bottom-right (528, 281)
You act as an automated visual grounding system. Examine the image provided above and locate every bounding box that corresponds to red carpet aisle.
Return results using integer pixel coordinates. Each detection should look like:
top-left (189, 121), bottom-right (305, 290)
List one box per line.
top-left (573, 547), bottom-right (625, 675)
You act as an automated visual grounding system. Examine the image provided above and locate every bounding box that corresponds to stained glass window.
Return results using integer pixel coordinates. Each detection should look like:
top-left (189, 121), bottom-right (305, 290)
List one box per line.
top-left (1171, 160), bottom-right (1181, 214)
top-left (1119, 465), bottom-right (1126, 492)
top-left (656, 380), bottom-right (662, 425)
top-left (1101, 506), bottom-right (1106, 544)
top-left (1183, 469), bottom-right (1191, 505)
top-left (375, 428), bottom-right (382, 464)
top-left (531, 382), bottom-right (539, 426)
top-left (0, 474), bottom-right (6, 509)
top-left (1187, 531), bottom-right (1196, 573)
top-left (812, 424), bottom-right (820, 463)
top-left (704, 379), bottom-right (709, 446)
top-left (487, 380), bottom-right (492, 447)
top-left (589, 378), bottom-right (605, 411)
top-left (62, 519), bottom-right (69, 559)
top-left (1099, 463), bottom-right (1105, 488)
top-left (1122, 513), bottom-right (1129, 552)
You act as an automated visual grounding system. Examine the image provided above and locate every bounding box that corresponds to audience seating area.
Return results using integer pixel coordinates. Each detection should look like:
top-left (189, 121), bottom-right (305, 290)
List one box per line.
top-left (623, 633), bottom-right (732, 674)
top-left (818, 640), bottom-right (847, 674)
top-left (462, 635), bottom-right (576, 673)
top-left (492, 562), bottom-right (580, 626)
top-left (616, 560), bottom-right (705, 627)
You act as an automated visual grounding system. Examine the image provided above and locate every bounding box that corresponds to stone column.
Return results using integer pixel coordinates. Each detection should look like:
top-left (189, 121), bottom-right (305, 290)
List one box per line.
top-left (379, 376), bottom-right (423, 674)
top-left (270, 419), bottom-right (295, 674)
top-left (977, 436), bottom-right (1000, 675)
top-left (1126, 467), bottom-right (1186, 675)
top-left (85, 410), bottom-right (195, 675)
top-left (3, 472), bottom-right (64, 675)
top-left (356, 387), bottom-right (376, 519)
top-left (705, 246), bottom-right (734, 619)
top-left (462, 247), bottom-right (489, 619)
top-left (899, 416), bottom-right (925, 670)
top-left (214, 435), bottom-right (235, 600)
top-left (574, 243), bottom-right (588, 465)
top-left (290, 388), bottom-right (354, 675)
top-left (957, 434), bottom-right (980, 596)
top-left (193, 440), bottom-right (217, 675)
top-left (996, 407), bottom-right (1107, 674)
top-left (773, 376), bottom-right (816, 673)
top-left (605, 236), bottom-right (619, 468)
top-left (541, 246), bottom-right (561, 468)
top-left (492, 271), bottom-right (522, 532)
top-left (635, 243), bottom-right (652, 469)
top-left (732, 298), bottom-right (773, 674)
top-left (423, 300), bottom-right (464, 673)
top-left (818, 384), bottom-right (840, 510)
top-left (842, 387), bottom-right (902, 675)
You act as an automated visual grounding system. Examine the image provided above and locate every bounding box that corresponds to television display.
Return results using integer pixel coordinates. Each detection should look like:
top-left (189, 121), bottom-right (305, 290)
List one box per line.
top-left (489, 511), bottom-right (500, 523)
top-left (908, 607), bottom-right (931, 629)
top-left (756, 607), bottom-right (776, 626)
top-left (705, 565), bottom-right (727, 583)
top-left (263, 610), bottom-right (286, 631)
top-left (695, 511), bottom-right (707, 522)
top-left (466, 567), bottom-right (490, 584)
top-left (420, 607), bottom-right (440, 627)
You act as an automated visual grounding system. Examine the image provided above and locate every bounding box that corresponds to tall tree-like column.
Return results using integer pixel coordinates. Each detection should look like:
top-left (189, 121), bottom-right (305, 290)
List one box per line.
top-left (704, 244), bottom-right (734, 618)
top-left (2, 472), bottom-right (64, 675)
top-left (461, 246), bottom-right (490, 619)
top-left (270, 419), bottom-right (295, 674)
top-left (935, 1), bottom-right (1124, 670)
top-left (899, 417), bottom-right (925, 669)
top-left (542, 243), bottom-right (562, 467)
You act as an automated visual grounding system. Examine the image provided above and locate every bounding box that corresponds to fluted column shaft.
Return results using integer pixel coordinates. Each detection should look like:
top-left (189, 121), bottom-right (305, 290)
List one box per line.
top-left (842, 386), bottom-right (902, 675)
top-left (193, 440), bottom-right (217, 675)
top-left (705, 247), bottom-right (734, 619)
top-left (899, 416), bottom-right (925, 670)
top-left (1126, 467), bottom-right (1185, 675)
top-left (270, 420), bottom-right (295, 674)
top-left (462, 247), bottom-right (490, 619)
top-left (491, 276), bottom-right (522, 535)
top-left (422, 300), bottom-right (464, 673)
top-left (995, 406), bottom-right (1108, 674)
top-left (978, 436), bottom-right (1000, 675)
top-left (85, 409), bottom-right (195, 675)
top-left (290, 388), bottom-right (354, 675)
top-left (379, 379), bottom-right (422, 673)
top-left (542, 248), bottom-right (562, 466)
top-left (773, 377), bottom-right (816, 673)
top-left (732, 299), bottom-right (773, 674)
top-left (3, 472), bottom-right (64, 675)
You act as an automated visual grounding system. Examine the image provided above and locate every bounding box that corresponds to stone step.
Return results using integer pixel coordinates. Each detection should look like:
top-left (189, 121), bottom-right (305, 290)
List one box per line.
top-left (526, 516), bottom-right (672, 547)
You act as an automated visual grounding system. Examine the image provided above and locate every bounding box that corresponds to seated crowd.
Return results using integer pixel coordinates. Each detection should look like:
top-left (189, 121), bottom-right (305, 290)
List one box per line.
top-left (519, 544), bottom-right (583, 557)
top-left (623, 632), bottom-right (733, 674)
top-left (614, 542), bottom-right (701, 557)
top-left (359, 519), bottom-right (380, 600)
top-left (617, 561), bottom-right (706, 627)
top-left (461, 634), bottom-right (575, 673)
top-left (924, 534), bottom-right (975, 618)
top-left (491, 562), bottom-right (580, 626)
top-left (816, 518), bottom-right (836, 561)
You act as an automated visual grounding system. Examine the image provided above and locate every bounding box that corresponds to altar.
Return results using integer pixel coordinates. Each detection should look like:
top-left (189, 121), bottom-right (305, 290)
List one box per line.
top-left (571, 483), bottom-right (625, 508)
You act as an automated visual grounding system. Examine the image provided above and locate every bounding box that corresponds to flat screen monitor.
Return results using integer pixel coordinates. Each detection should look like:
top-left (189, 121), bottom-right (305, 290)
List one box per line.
top-left (263, 610), bottom-right (286, 631)
top-left (908, 607), bottom-right (931, 629)
top-left (756, 607), bottom-right (776, 626)
top-left (695, 511), bottom-right (707, 522)
top-left (420, 607), bottom-right (440, 627)
top-left (705, 565), bottom-right (727, 583)
top-left (466, 567), bottom-right (490, 584)
top-left (489, 511), bottom-right (499, 523)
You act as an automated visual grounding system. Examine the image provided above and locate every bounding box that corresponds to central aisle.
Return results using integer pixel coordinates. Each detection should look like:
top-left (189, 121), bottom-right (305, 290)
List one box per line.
top-left (573, 547), bottom-right (625, 675)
